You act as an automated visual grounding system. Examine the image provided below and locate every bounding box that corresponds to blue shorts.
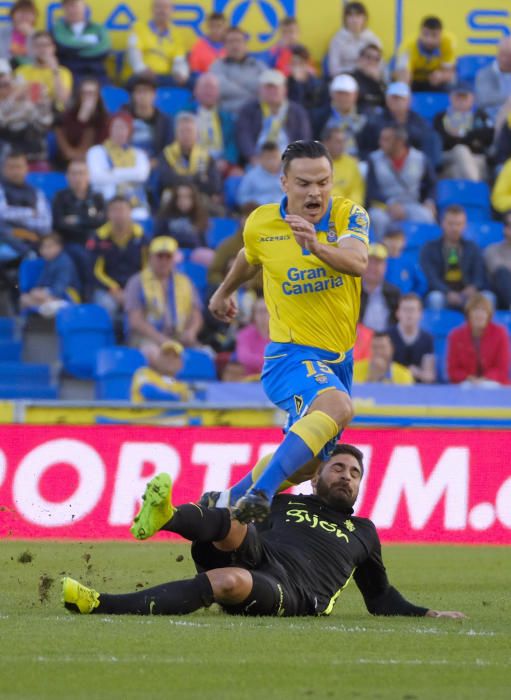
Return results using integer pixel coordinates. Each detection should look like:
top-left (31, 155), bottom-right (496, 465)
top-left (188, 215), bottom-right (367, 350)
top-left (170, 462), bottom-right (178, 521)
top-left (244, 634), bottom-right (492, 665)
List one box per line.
top-left (261, 342), bottom-right (353, 460)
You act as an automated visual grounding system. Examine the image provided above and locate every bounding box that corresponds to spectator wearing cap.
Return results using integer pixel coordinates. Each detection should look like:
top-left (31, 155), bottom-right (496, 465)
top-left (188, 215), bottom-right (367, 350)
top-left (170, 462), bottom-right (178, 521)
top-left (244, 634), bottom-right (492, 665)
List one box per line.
top-left (328, 1), bottom-right (382, 78)
top-left (484, 212), bottom-right (511, 310)
top-left (350, 43), bottom-right (387, 115)
top-left (52, 0), bottom-right (110, 84)
top-left (447, 293), bottom-right (510, 386)
top-left (433, 82), bottom-right (493, 181)
top-left (0, 0), bottom-right (37, 68)
top-left (87, 195), bottom-right (148, 318)
top-left (131, 340), bottom-right (192, 403)
top-left (0, 59), bottom-right (52, 167)
top-left (388, 293), bottom-right (436, 383)
top-left (475, 37), bottom-right (511, 125)
top-left (236, 68), bottom-right (311, 164)
top-left (420, 205), bottom-right (489, 311)
top-left (190, 73), bottom-right (239, 175)
top-left (15, 31), bottom-right (73, 113)
top-left (210, 26), bottom-right (266, 116)
top-left (366, 125), bottom-right (436, 240)
top-left (127, 0), bottom-right (189, 87)
top-left (359, 243), bottom-right (401, 332)
top-left (157, 112), bottom-right (223, 207)
top-left (189, 12), bottom-right (227, 74)
top-left (287, 45), bottom-right (324, 112)
top-left (86, 112), bottom-right (151, 221)
top-left (359, 81), bottom-right (441, 167)
top-left (124, 235), bottom-right (203, 353)
top-left (354, 331), bottom-right (414, 384)
top-left (322, 126), bottom-right (365, 204)
top-left (314, 74), bottom-right (367, 158)
top-left (236, 142), bottom-right (283, 207)
top-left (123, 74), bottom-right (174, 168)
top-left (395, 16), bottom-right (456, 92)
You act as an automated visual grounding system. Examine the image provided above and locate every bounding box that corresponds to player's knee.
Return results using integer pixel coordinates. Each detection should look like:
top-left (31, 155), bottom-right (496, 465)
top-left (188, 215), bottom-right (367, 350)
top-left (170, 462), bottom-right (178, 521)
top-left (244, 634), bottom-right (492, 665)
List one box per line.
top-left (317, 391), bottom-right (354, 428)
top-left (209, 568), bottom-right (253, 604)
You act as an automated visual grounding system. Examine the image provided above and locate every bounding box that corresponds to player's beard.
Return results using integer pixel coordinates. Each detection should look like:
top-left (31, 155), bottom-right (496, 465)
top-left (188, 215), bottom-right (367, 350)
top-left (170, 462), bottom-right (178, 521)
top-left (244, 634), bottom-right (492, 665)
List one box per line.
top-left (315, 475), bottom-right (356, 512)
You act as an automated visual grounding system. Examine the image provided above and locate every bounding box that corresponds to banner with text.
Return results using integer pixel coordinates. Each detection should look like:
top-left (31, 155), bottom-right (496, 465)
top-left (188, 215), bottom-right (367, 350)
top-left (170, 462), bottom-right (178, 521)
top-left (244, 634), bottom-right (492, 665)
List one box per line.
top-left (0, 426), bottom-right (510, 543)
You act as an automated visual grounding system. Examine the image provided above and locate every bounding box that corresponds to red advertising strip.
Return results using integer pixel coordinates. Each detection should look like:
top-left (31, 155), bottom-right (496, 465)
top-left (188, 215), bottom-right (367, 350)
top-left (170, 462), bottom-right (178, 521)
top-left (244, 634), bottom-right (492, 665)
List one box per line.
top-left (0, 426), bottom-right (510, 543)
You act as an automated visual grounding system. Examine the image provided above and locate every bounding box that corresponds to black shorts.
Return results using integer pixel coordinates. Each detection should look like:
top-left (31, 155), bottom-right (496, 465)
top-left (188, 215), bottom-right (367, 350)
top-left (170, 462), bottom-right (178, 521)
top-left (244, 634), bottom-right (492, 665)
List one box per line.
top-left (191, 525), bottom-right (312, 617)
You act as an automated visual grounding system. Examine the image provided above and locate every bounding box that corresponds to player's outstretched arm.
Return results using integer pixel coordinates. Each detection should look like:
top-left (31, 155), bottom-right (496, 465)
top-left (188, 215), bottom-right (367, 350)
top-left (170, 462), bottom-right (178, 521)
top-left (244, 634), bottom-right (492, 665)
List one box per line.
top-left (209, 248), bottom-right (260, 322)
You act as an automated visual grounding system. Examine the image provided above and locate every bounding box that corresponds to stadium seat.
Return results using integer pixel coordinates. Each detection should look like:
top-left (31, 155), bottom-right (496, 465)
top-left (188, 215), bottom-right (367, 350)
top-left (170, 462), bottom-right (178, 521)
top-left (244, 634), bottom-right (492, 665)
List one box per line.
top-left (421, 308), bottom-right (464, 338)
top-left (155, 87), bottom-right (193, 116)
top-left (456, 55), bottom-right (493, 86)
top-left (177, 348), bottom-right (217, 381)
top-left (101, 85), bottom-right (129, 113)
top-left (436, 179), bottom-right (491, 220)
top-left (0, 361), bottom-right (58, 399)
top-left (224, 175), bottom-right (242, 210)
top-left (494, 310), bottom-right (511, 336)
top-left (400, 221), bottom-right (441, 252)
top-left (95, 346), bottom-right (147, 400)
top-left (385, 251), bottom-right (428, 295)
top-left (464, 220), bottom-right (503, 249)
top-left (410, 92), bottom-right (450, 123)
top-left (0, 340), bottom-right (22, 362)
top-left (206, 217), bottom-right (239, 248)
top-left (26, 171), bottom-right (67, 201)
top-left (19, 258), bottom-right (45, 293)
top-left (181, 260), bottom-right (208, 300)
top-left (0, 317), bottom-right (16, 340)
top-left (56, 304), bottom-right (115, 379)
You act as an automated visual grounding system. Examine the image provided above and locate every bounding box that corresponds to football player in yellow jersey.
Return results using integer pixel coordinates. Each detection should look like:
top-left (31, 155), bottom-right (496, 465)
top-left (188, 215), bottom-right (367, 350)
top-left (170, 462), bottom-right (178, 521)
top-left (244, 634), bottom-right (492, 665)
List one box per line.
top-left (209, 140), bottom-right (369, 522)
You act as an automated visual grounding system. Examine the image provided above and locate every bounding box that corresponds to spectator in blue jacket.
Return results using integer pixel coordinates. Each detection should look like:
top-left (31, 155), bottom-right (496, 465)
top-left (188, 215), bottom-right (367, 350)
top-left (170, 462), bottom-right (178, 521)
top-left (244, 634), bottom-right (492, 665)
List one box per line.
top-left (236, 142), bottom-right (282, 207)
top-left (20, 233), bottom-right (79, 316)
top-left (236, 69), bottom-right (311, 164)
top-left (420, 204), bottom-right (490, 310)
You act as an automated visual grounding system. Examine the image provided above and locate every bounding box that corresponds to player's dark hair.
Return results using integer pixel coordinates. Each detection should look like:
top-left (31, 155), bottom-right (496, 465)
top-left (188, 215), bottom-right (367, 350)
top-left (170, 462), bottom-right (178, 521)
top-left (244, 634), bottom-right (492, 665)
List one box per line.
top-left (281, 140), bottom-right (332, 174)
top-left (421, 16), bottom-right (442, 31)
top-left (329, 444), bottom-right (365, 477)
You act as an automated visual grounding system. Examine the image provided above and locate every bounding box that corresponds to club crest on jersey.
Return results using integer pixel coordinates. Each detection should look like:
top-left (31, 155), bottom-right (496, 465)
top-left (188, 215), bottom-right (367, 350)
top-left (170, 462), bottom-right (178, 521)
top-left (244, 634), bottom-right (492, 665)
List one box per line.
top-left (344, 519), bottom-right (356, 532)
top-left (348, 206), bottom-right (369, 235)
top-left (327, 223), bottom-right (337, 243)
top-left (315, 374), bottom-right (328, 384)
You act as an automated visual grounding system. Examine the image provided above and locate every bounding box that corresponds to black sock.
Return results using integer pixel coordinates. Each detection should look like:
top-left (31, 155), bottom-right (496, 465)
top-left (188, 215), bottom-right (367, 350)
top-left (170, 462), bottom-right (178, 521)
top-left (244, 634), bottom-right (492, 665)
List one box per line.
top-left (162, 503), bottom-right (231, 542)
top-left (94, 573), bottom-right (214, 615)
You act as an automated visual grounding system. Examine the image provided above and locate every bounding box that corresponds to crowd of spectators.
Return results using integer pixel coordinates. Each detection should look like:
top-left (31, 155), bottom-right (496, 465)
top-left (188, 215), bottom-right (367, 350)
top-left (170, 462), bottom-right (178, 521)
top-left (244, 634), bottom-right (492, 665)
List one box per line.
top-left (1, 0), bottom-right (511, 394)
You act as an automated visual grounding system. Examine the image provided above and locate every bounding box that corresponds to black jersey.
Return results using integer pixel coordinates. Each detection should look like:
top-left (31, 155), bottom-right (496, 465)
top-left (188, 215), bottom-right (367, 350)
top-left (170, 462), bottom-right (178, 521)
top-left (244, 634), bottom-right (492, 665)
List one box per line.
top-left (256, 494), bottom-right (428, 617)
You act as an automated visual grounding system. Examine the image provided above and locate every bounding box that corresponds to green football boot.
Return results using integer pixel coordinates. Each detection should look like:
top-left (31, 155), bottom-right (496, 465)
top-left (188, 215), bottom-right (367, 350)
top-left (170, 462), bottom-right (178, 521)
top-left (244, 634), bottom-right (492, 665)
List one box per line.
top-left (130, 473), bottom-right (175, 540)
top-left (62, 577), bottom-right (100, 614)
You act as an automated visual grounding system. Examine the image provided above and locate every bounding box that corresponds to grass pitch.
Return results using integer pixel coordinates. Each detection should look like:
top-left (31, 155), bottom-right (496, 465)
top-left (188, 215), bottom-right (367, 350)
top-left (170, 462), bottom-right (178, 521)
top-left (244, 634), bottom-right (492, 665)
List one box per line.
top-left (0, 541), bottom-right (509, 700)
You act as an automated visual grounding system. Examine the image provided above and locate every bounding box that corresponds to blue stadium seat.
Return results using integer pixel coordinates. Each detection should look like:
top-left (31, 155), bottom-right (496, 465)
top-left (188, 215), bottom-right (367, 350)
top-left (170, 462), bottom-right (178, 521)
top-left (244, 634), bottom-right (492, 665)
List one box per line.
top-left (155, 87), bottom-right (193, 116)
top-left (177, 348), bottom-right (216, 381)
top-left (26, 171), bottom-right (67, 201)
top-left (433, 335), bottom-right (449, 383)
top-left (494, 310), bottom-right (511, 335)
top-left (0, 362), bottom-right (58, 398)
top-left (0, 317), bottom-right (16, 340)
top-left (421, 308), bottom-right (464, 338)
top-left (224, 175), bottom-right (242, 210)
top-left (181, 261), bottom-right (208, 300)
top-left (101, 85), bottom-right (129, 113)
top-left (19, 258), bottom-right (44, 293)
top-left (436, 179), bottom-right (491, 220)
top-left (206, 217), bottom-right (239, 248)
top-left (457, 55), bottom-right (493, 86)
top-left (411, 92), bottom-right (450, 122)
top-left (0, 340), bottom-right (22, 361)
top-left (56, 304), bottom-right (114, 379)
top-left (95, 346), bottom-right (147, 400)
top-left (385, 251), bottom-right (428, 295)
top-left (464, 220), bottom-right (503, 249)
top-left (400, 221), bottom-right (441, 252)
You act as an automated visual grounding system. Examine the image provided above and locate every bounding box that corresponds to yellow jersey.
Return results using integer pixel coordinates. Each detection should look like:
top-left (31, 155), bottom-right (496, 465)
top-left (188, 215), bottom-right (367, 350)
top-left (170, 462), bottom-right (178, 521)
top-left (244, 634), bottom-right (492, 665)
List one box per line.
top-left (353, 360), bottom-right (414, 385)
top-left (131, 367), bottom-right (191, 403)
top-left (15, 64), bottom-right (72, 111)
top-left (243, 196), bottom-right (369, 354)
top-left (398, 32), bottom-right (456, 83)
top-left (129, 21), bottom-right (186, 75)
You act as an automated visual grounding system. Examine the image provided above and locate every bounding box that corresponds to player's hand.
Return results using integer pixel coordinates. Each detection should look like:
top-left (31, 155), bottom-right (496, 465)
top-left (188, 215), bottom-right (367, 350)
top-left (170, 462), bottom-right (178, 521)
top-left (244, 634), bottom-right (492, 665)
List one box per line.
top-left (285, 215), bottom-right (319, 252)
top-left (209, 290), bottom-right (238, 323)
top-left (425, 610), bottom-right (467, 619)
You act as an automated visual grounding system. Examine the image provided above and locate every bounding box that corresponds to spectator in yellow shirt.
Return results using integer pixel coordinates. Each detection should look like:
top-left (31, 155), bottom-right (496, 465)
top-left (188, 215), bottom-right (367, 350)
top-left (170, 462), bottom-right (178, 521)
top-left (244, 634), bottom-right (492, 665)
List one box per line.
top-left (322, 125), bottom-right (365, 204)
top-left (491, 157), bottom-right (511, 215)
top-left (127, 0), bottom-right (189, 87)
top-left (131, 339), bottom-right (192, 403)
top-left (16, 30), bottom-right (72, 111)
top-left (354, 331), bottom-right (414, 384)
top-left (396, 16), bottom-right (456, 92)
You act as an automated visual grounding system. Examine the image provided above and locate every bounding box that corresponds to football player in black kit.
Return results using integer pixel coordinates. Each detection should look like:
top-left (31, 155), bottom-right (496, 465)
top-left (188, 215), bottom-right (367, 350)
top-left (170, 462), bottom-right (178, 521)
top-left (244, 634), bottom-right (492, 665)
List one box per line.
top-left (62, 444), bottom-right (464, 619)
